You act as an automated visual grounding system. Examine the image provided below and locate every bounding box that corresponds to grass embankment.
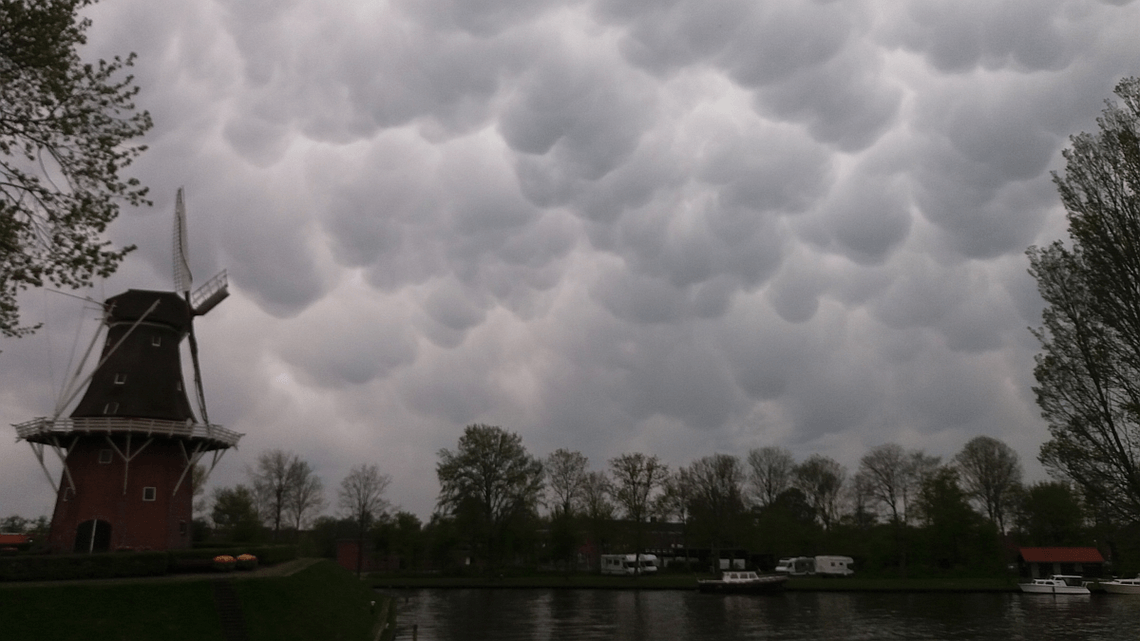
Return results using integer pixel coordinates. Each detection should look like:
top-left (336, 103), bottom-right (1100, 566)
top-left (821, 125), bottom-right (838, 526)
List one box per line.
top-left (0, 560), bottom-right (388, 641)
top-left (371, 573), bottom-right (1020, 592)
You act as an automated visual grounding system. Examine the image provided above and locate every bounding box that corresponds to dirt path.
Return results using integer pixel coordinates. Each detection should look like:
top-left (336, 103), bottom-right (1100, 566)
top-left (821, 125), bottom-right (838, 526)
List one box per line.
top-left (0, 557), bottom-right (324, 589)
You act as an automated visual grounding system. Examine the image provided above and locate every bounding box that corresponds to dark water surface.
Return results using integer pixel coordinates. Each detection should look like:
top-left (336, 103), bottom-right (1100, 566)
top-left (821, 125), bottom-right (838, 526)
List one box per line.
top-left (383, 588), bottom-right (1140, 640)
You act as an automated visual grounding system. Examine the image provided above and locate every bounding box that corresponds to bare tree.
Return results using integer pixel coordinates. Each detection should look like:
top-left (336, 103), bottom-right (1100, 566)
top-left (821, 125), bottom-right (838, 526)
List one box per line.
top-left (580, 470), bottom-right (615, 522)
top-left (856, 444), bottom-right (910, 525)
top-left (609, 453), bottom-right (668, 572)
top-left (546, 448), bottom-right (589, 518)
top-left (249, 449), bottom-right (302, 541)
top-left (954, 436), bottom-right (1022, 533)
top-left (745, 446), bottom-right (795, 508)
top-left (686, 454), bottom-right (747, 567)
top-left (285, 460), bottom-right (325, 532)
top-left (339, 463), bottom-right (391, 577)
top-left (792, 454), bottom-right (846, 530)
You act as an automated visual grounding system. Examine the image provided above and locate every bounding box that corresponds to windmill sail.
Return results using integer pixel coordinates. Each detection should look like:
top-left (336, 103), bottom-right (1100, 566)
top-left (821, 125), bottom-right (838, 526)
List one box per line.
top-left (173, 188), bottom-right (193, 295)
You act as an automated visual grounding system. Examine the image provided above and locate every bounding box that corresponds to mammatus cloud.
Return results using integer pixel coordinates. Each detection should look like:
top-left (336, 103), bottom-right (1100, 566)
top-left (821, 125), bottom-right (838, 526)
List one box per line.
top-left (2, 0), bottom-right (1138, 520)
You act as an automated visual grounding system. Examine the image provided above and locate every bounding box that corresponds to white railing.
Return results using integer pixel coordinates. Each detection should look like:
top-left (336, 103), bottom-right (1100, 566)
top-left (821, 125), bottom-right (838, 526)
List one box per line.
top-left (12, 416), bottom-right (242, 448)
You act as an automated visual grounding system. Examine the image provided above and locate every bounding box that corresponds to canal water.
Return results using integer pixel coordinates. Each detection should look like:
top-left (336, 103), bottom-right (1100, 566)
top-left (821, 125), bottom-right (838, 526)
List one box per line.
top-left (382, 588), bottom-right (1140, 640)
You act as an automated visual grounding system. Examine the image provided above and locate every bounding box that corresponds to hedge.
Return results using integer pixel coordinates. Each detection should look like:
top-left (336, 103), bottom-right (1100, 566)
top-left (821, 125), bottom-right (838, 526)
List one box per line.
top-left (0, 545), bottom-right (298, 582)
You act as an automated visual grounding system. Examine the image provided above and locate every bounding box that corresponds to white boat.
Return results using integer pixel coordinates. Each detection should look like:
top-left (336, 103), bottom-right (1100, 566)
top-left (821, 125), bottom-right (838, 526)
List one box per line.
top-left (697, 571), bottom-right (788, 594)
top-left (1019, 575), bottom-right (1090, 595)
top-left (1101, 577), bottom-right (1140, 594)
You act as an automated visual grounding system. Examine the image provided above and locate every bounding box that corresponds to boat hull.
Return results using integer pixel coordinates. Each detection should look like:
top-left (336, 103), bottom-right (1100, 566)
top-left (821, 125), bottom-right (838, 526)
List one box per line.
top-left (1102, 581), bottom-right (1140, 594)
top-left (1019, 584), bottom-right (1090, 595)
top-left (697, 575), bottom-right (788, 594)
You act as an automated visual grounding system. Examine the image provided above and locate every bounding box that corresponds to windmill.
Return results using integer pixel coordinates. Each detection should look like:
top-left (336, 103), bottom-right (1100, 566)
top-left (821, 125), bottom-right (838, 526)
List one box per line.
top-left (13, 189), bottom-right (241, 553)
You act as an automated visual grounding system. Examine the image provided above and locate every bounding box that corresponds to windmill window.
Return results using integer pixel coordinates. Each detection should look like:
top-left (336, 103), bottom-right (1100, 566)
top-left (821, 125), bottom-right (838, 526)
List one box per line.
top-left (179, 520), bottom-right (187, 536)
top-left (142, 487), bottom-right (157, 502)
top-left (151, 336), bottom-right (162, 347)
top-left (98, 449), bottom-right (113, 464)
top-left (175, 381), bottom-right (182, 392)
top-left (62, 487), bottom-right (74, 502)
top-left (114, 373), bottom-right (127, 385)
top-left (103, 402), bottom-right (119, 415)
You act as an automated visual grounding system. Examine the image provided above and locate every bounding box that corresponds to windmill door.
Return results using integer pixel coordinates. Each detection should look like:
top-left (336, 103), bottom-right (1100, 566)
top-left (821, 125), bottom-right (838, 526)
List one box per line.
top-left (74, 519), bottom-right (112, 553)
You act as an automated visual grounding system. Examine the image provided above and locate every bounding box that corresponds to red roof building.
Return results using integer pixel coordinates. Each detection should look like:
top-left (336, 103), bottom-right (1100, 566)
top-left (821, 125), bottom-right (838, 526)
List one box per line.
top-left (1018, 547), bottom-right (1105, 578)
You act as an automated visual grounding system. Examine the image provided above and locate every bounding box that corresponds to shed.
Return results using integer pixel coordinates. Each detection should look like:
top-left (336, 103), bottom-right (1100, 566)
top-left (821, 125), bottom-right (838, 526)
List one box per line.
top-left (1018, 547), bottom-right (1105, 578)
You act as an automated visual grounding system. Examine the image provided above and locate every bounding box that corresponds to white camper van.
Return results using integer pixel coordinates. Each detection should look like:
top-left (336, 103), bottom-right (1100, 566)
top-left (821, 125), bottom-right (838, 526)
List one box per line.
top-left (774, 556), bottom-right (815, 576)
top-left (600, 553), bottom-right (659, 575)
top-left (814, 555), bottom-right (854, 577)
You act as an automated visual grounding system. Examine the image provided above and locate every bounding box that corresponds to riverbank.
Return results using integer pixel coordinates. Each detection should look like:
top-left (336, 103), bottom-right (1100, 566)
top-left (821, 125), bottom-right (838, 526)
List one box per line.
top-left (370, 573), bottom-right (1021, 592)
top-left (0, 559), bottom-right (391, 641)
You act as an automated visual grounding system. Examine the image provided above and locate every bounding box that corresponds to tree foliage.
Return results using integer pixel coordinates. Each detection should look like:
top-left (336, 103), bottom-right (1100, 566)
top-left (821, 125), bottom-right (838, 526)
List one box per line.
top-left (435, 424), bottom-right (544, 565)
top-left (1029, 77), bottom-right (1140, 523)
top-left (0, 0), bottom-right (151, 337)
top-left (954, 436), bottom-right (1022, 533)
top-left (210, 484), bottom-right (261, 542)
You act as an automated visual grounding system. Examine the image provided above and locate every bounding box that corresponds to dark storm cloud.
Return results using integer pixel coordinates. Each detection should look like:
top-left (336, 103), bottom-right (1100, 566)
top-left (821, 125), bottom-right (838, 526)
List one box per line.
top-left (3, 0), bottom-right (1140, 520)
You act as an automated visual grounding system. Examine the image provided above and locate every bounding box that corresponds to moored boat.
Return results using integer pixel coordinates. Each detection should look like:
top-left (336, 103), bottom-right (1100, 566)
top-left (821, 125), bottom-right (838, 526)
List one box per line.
top-left (1019, 575), bottom-right (1090, 595)
top-left (697, 571), bottom-right (788, 594)
top-left (1101, 577), bottom-right (1140, 594)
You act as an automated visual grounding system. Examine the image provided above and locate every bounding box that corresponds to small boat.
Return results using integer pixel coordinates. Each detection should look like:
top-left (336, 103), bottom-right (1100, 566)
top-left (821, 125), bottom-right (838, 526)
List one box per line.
top-left (697, 571), bottom-right (788, 594)
top-left (1101, 576), bottom-right (1140, 594)
top-left (1019, 575), bottom-right (1090, 595)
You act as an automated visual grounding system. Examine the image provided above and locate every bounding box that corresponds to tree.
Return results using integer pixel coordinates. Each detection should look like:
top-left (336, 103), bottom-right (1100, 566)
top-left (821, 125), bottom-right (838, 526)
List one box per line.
top-left (684, 454), bottom-right (747, 558)
top-left (1029, 77), bottom-right (1140, 523)
top-left (339, 463), bottom-right (391, 577)
top-left (544, 449), bottom-right (588, 571)
top-left (545, 448), bottom-right (588, 518)
top-left (1014, 481), bottom-right (1088, 546)
top-left (914, 467), bottom-right (999, 571)
top-left (249, 449), bottom-right (299, 540)
top-left (792, 454), bottom-right (846, 530)
top-left (855, 444), bottom-right (910, 526)
top-left (211, 485), bottom-right (261, 543)
top-left (248, 450), bottom-right (325, 539)
top-left (435, 424), bottom-right (545, 568)
top-left (954, 436), bottom-right (1022, 533)
top-left (609, 452), bottom-right (667, 571)
top-left (745, 446), bottom-right (795, 508)
top-left (0, 0), bottom-right (152, 337)
top-left (579, 470), bottom-right (614, 564)
top-left (286, 460), bottom-right (325, 532)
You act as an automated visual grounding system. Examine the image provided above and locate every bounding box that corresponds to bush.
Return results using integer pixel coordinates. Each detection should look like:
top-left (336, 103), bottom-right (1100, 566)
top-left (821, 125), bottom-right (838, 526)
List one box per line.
top-left (0, 551), bottom-right (169, 581)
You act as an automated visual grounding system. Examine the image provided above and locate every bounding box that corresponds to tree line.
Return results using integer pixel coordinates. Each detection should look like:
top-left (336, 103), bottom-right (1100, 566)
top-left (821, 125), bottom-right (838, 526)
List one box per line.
top-left (158, 424), bottom-right (1118, 578)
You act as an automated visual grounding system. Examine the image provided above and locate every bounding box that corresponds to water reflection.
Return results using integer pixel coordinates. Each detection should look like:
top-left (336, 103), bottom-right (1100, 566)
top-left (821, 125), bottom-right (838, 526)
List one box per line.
top-left (385, 589), bottom-right (1140, 641)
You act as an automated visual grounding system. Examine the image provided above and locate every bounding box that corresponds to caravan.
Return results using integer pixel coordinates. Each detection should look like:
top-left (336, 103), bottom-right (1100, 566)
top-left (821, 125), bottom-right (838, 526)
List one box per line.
top-left (600, 554), bottom-right (659, 575)
top-left (813, 556), bottom-right (855, 577)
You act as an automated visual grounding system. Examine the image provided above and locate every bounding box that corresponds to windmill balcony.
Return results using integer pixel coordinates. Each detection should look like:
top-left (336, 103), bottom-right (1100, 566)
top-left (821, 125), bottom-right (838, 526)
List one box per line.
top-left (13, 417), bottom-right (242, 450)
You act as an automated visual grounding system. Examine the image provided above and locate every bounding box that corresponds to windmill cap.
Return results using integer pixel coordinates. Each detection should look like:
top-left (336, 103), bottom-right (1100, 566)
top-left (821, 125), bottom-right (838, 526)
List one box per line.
top-left (105, 290), bottom-right (192, 330)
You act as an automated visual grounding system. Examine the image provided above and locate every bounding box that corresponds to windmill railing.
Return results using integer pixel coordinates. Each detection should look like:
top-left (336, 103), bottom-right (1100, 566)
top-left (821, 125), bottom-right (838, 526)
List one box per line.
top-left (13, 417), bottom-right (243, 449)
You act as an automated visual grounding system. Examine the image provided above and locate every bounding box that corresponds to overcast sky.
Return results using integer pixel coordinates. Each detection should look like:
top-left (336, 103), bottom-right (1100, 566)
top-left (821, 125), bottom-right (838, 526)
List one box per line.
top-left (3, 0), bottom-right (1140, 523)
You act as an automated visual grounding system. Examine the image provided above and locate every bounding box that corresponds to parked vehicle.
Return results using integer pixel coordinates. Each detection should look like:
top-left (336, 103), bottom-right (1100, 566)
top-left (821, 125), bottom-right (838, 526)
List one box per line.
top-left (813, 555), bottom-right (855, 577)
top-left (774, 557), bottom-right (815, 576)
top-left (600, 553), bottom-right (659, 575)
top-left (1019, 575), bottom-right (1090, 595)
top-left (697, 571), bottom-right (787, 594)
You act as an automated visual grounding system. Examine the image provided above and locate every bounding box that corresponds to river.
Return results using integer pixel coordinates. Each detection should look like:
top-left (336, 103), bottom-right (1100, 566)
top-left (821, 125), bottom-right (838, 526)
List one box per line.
top-left (382, 588), bottom-right (1140, 640)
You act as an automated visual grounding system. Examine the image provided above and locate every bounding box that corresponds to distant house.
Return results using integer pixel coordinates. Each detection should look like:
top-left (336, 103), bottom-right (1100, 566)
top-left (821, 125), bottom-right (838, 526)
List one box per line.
top-left (1018, 547), bottom-right (1105, 578)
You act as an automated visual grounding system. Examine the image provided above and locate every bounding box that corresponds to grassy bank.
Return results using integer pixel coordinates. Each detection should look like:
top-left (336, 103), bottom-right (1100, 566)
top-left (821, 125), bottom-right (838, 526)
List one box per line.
top-left (369, 572), bottom-right (1021, 592)
top-left (0, 560), bottom-right (387, 641)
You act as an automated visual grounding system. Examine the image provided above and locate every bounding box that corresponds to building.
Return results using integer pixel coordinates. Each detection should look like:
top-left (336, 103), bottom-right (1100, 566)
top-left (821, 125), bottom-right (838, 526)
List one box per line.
top-left (1017, 547), bottom-right (1106, 578)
